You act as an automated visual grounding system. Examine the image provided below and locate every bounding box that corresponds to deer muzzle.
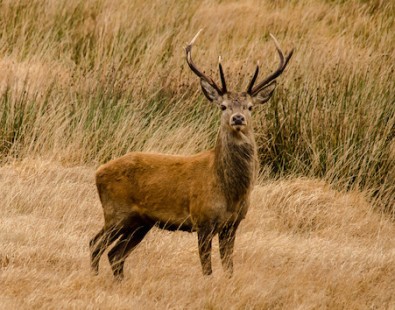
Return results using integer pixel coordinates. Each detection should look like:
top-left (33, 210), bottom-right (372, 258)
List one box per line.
top-left (230, 113), bottom-right (247, 131)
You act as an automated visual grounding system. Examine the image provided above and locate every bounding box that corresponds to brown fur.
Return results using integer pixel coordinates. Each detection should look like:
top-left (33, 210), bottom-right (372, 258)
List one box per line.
top-left (89, 34), bottom-right (292, 279)
top-left (89, 92), bottom-right (262, 279)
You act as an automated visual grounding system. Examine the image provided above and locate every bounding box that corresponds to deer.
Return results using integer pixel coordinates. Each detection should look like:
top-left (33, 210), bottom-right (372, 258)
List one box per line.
top-left (89, 30), bottom-right (293, 280)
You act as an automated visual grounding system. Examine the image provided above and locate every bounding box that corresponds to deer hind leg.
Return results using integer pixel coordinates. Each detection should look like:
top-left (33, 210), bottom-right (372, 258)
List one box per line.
top-left (197, 227), bottom-right (215, 276)
top-left (108, 220), bottom-right (152, 280)
top-left (90, 225), bottom-right (123, 275)
top-left (218, 222), bottom-right (239, 276)
top-left (89, 228), bottom-right (105, 250)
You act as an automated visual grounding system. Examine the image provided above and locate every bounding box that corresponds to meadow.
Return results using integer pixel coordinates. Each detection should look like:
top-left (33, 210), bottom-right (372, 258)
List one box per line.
top-left (1, 0), bottom-right (394, 308)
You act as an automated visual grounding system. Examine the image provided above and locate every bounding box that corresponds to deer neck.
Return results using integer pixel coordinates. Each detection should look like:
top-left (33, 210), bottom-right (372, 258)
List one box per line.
top-left (214, 128), bottom-right (257, 207)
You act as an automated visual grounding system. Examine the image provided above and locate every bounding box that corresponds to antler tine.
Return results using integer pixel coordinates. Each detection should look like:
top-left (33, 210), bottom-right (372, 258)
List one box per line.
top-left (218, 56), bottom-right (227, 94)
top-left (190, 28), bottom-right (203, 45)
top-left (248, 34), bottom-right (294, 96)
top-left (269, 33), bottom-right (285, 66)
top-left (185, 29), bottom-right (223, 95)
top-left (247, 62), bottom-right (259, 94)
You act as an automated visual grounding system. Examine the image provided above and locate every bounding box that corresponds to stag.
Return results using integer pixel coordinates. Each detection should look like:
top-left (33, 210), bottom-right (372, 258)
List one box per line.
top-left (90, 30), bottom-right (293, 280)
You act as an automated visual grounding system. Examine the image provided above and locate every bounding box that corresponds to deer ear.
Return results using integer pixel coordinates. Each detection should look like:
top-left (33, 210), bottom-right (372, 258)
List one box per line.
top-left (200, 79), bottom-right (221, 102)
top-left (252, 81), bottom-right (277, 104)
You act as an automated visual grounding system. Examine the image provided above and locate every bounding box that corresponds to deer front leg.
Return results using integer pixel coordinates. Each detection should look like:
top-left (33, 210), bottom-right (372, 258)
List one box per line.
top-left (197, 227), bottom-right (214, 276)
top-left (218, 222), bottom-right (239, 276)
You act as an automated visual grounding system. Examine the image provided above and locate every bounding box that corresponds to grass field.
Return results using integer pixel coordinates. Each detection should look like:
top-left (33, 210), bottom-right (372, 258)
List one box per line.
top-left (1, 0), bottom-right (394, 308)
top-left (1, 160), bottom-right (394, 309)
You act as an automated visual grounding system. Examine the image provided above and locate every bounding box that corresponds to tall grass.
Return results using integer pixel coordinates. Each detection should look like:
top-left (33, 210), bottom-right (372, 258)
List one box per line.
top-left (0, 0), bottom-right (394, 211)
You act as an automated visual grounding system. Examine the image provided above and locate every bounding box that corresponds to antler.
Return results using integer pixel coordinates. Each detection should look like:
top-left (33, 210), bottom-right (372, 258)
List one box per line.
top-left (247, 34), bottom-right (294, 96)
top-left (218, 56), bottom-right (227, 94)
top-left (185, 29), bottom-right (227, 95)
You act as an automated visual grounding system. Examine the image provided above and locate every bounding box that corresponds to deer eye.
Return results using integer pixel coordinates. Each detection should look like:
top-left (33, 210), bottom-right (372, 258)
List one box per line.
top-left (248, 106), bottom-right (253, 111)
top-left (220, 105), bottom-right (227, 111)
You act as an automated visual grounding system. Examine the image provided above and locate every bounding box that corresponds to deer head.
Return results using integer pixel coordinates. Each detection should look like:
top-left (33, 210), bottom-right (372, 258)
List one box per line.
top-left (185, 30), bottom-right (294, 135)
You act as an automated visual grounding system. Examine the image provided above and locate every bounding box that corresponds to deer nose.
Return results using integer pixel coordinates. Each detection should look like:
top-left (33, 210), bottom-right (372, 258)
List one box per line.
top-left (232, 114), bottom-right (245, 125)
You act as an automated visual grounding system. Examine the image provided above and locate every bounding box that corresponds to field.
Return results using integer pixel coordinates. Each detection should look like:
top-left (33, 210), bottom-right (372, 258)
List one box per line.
top-left (1, 0), bottom-right (394, 309)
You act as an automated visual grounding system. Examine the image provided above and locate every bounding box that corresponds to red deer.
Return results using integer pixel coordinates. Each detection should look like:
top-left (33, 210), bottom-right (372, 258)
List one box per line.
top-left (89, 30), bottom-right (293, 280)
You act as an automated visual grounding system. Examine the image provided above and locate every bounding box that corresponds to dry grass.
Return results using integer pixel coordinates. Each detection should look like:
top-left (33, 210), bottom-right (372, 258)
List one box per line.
top-left (1, 0), bottom-right (394, 308)
top-left (0, 0), bottom-right (394, 209)
top-left (1, 161), bottom-right (394, 309)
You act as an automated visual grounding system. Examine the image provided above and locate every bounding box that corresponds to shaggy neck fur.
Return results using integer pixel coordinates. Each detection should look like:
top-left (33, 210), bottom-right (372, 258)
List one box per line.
top-left (214, 128), bottom-right (257, 208)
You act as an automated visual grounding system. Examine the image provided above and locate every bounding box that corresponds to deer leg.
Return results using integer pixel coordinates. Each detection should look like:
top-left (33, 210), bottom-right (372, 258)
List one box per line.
top-left (218, 222), bottom-right (239, 276)
top-left (90, 225), bottom-right (123, 275)
top-left (89, 228), bottom-right (105, 250)
top-left (108, 224), bottom-right (152, 280)
top-left (197, 227), bottom-right (214, 276)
